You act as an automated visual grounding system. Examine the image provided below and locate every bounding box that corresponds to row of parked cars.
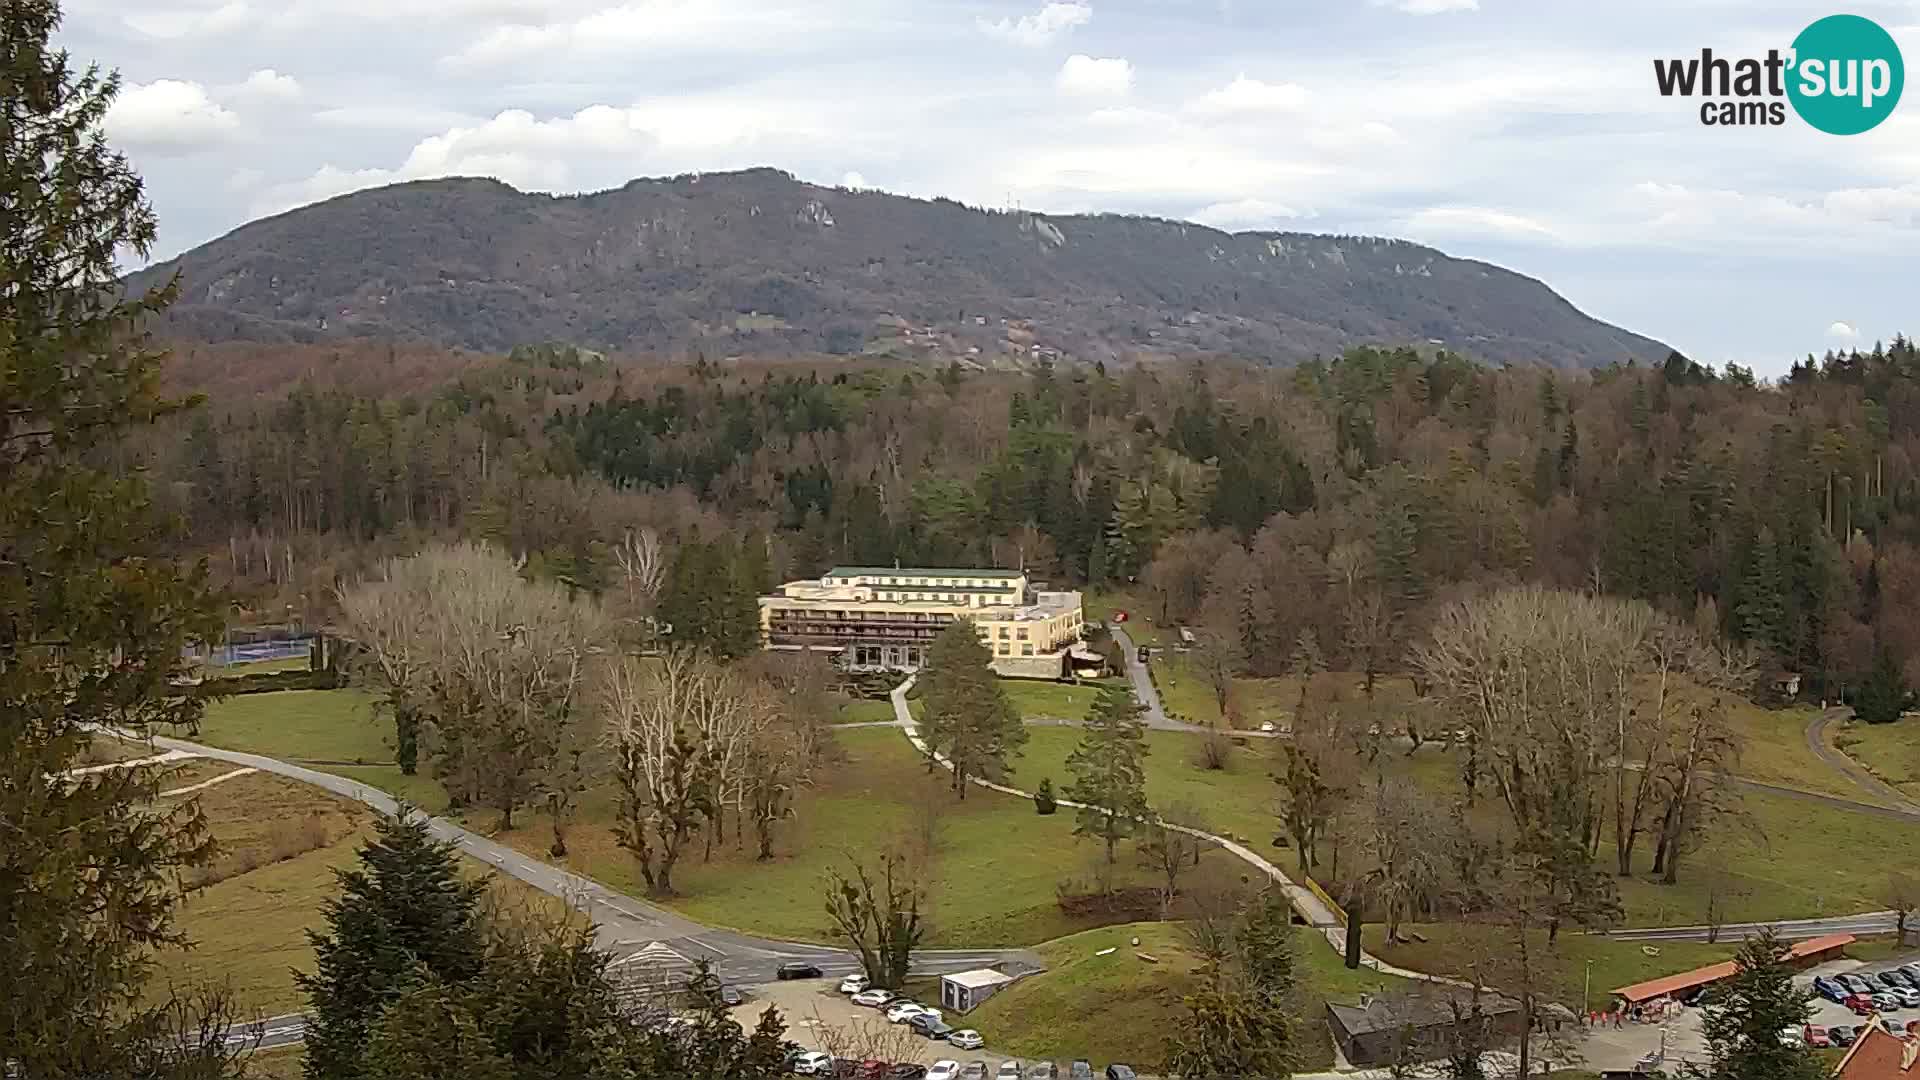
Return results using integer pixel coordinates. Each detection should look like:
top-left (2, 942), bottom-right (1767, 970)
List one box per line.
top-left (790, 1056), bottom-right (1137, 1080)
top-left (1802, 1019), bottom-right (1920, 1048)
top-left (1812, 964), bottom-right (1920, 1016)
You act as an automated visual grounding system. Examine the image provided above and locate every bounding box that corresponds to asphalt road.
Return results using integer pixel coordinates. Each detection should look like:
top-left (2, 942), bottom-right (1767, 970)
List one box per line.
top-left (1597, 912), bottom-right (1906, 943)
top-left (124, 728), bottom-right (1035, 1050)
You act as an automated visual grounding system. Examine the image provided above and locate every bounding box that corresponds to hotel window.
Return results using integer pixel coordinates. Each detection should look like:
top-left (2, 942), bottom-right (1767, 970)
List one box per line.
top-left (997, 643), bottom-right (1009, 656)
top-left (1016, 628), bottom-right (1028, 640)
top-left (997, 626), bottom-right (1009, 638)
top-left (1021, 644), bottom-right (1034, 656)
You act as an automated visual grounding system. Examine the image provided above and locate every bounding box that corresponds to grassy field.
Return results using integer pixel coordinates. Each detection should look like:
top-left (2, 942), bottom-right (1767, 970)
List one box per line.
top-left (965, 920), bottom-right (1409, 1071)
top-left (1364, 924), bottom-right (1736, 1009)
top-left (1001, 679), bottom-right (1123, 723)
top-left (194, 689), bottom-right (392, 764)
top-left (1003, 726), bottom-right (1280, 848)
top-left (836, 699), bottom-right (897, 724)
top-left (489, 726), bottom-right (1242, 947)
top-left (1083, 591), bottom-right (1164, 646)
top-left (1149, 656), bottom-right (1422, 733)
top-left (1832, 718), bottom-right (1920, 803)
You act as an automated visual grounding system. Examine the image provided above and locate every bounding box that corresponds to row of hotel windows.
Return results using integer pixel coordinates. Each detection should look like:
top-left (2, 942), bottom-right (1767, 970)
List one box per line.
top-left (996, 642), bottom-right (1038, 657)
top-left (877, 591), bottom-right (1013, 604)
top-left (855, 576), bottom-right (1007, 588)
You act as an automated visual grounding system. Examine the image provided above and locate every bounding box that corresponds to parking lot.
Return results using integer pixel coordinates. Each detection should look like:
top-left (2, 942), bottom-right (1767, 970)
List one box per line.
top-left (728, 978), bottom-right (1144, 1077)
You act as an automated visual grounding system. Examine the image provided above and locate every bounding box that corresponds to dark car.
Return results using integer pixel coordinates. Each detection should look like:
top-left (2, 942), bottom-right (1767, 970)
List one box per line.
top-left (1103, 1068), bottom-right (1137, 1080)
top-left (719, 984), bottom-right (744, 1006)
top-left (887, 1065), bottom-right (928, 1080)
top-left (1069, 1063), bottom-right (1094, 1080)
top-left (1813, 976), bottom-right (1848, 1003)
top-left (908, 1015), bottom-right (955, 1040)
top-left (1830, 1026), bottom-right (1857, 1047)
top-left (777, 962), bottom-right (823, 980)
top-left (961, 1065), bottom-right (990, 1080)
top-left (832, 1060), bottom-right (862, 1078)
top-left (1877, 971), bottom-right (1908, 990)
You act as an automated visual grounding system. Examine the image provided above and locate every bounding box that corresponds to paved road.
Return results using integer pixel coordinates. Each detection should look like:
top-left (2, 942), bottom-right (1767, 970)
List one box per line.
top-left (1807, 707), bottom-right (1920, 817)
top-left (1597, 911), bottom-right (1905, 943)
top-left (118, 728), bottom-right (1035, 1049)
top-left (1110, 625), bottom-right (1281, 736)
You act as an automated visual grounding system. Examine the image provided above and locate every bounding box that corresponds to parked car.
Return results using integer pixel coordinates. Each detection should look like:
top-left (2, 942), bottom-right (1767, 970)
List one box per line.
top-left (1777, 1027), bottom-right (1805, 1048)
top-left (885, 1002), bottom-right (929, 1023)
top-left (1804, 1025), bottom-right (1832, 1048)
top-left (995, 1063), bottom-right (1023, 1080)
top-left (926, 1062), bottom-right (961, 1080)
top-left (960, 1065), bottom-right (989, 1080)
top-left (1846, 993), bottom-right (1876, 1015)
top-left (1103, 1067), bottom-right (1137, 1080)
top-left (1883, 1018), bottom-right (1909, 1037)
top-left (833, 1060), bottom-right (862, 1079)
top-left (1877, 971), bottom-right (1909, 990)
top-left (1025, 1065), bottom-right (1059, 1080)
top-left (855, 1061), bottom-right (888, 1080)
top-left (1873, 992), bottom-right (1903, 1013)
top-left (1840, 973), bottom-right (1877, 995)
top-left (777, 962), bottom-right (823, 980)
top-left (1900, 963), bottom-right (1920, 984)
top-left (1895, 987), bottom-right (1920, 1008)
top-left (719, 984), bottom-right (744, 1006)
top-left (910, 1014), bottom-right (955, 1040)
top-left (1830, 1025), bottom-right (1857, 1047)
top-left (1813, 976), bottom-right (1848, 1003)
top-left (888, 1065), bottom-right (927, 1080)
top-left (1891, 969), bottom-right (1920, 991)
top-left (839, 974), bottom-right (871, 994)
top-left (793, 1051), bottom-right (835, 1075)
top-left (1258, 721), bottom-right (1276, 733)
top-left (1069, 1062), bottom-right (1094, 1080)
top-left (852, 989), bottom-right (897, 1008)
top-left (947, 1029), bottom-right (984, 1051)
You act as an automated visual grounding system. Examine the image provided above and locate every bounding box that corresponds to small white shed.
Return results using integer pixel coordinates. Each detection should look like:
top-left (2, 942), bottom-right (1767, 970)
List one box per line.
top-left (940, 968), bottom-right (1016, 1013)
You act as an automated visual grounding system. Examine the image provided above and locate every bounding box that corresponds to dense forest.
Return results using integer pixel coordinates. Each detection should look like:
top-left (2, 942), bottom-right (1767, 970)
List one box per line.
top-left (136, 336), bottom-right (1920, 697)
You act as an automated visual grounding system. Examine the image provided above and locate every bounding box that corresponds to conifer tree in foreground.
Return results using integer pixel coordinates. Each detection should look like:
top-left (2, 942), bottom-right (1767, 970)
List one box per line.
top-left (0, 0), bottom-right (241, 1072)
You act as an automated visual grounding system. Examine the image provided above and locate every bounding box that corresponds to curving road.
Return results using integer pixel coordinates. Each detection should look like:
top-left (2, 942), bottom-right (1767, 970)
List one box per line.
top-left (1806, 706), bottom-right (1920, 816)
top-left (111, 727), bottom-right (1035, 1048)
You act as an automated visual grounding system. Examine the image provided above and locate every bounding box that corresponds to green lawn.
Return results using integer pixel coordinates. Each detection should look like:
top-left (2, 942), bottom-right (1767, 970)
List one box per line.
top-left (1711, 696), bottom-right (1894, 806)
top-left (965, 920), bottom-right (1409, 1071)
top-left (194, 689), bottom-right (392, 764)
top-left (836, 699), bottom-right (897, 724)
top-left (1000, 679), bottom-right (1123, 723)
top-left (1084, 591), bottom-right (1164, 646)
top-left (489, 727), bottom-right (1231, 947)
top-left (1365, 924), bottom-right (1736, 1010)
top-left (1004, 726), bottom-right (1280, 849)
top-left (1149, 657), bottom-right (1422, 733)
top-left (1832, 718), bottom-right (1920, 803)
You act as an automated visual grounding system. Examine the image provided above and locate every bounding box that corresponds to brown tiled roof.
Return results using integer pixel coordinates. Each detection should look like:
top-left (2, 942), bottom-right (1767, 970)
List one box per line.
top-left (1835, 1022), bottom-right (1920, 1079)
top-left (1609, 934), bottom-right (1854, 1003)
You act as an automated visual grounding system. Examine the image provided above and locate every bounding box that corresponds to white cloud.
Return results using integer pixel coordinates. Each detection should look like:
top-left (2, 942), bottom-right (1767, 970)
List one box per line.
top-left (1405, 205), bottom-right (1559, 241)
top-left (842, 171), bottom-right (869, 189)
top-left (231, 69), bottom-right (303, 103)
top-left (1828, 321), bottom-right (1860, 340)
top-left (103, 80), bottom-right (240, 155)
top-left (441, 1), bottom-right (808, 70)
top-left (1056, 54), bottom-right (1133, 97)
top-left (123, 2), bottom-right (252, 39)
top-left (1374, 0), bottom-right (1478, 13)
top-left (977, 2), bottom-right (1091, 46)
top-left (1193, 198), bottom-right (1304, 229)
top-left (226, 167), bottom-right (265, 192)
top-left (1192, 74), bottom-right (1309, 113)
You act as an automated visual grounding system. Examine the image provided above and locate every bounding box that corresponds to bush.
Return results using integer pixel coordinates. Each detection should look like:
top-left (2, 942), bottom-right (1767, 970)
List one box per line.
top-left (192, 668), bottom-right (344, 697)
top-left (1034, 777), bottom-right (1058, 815)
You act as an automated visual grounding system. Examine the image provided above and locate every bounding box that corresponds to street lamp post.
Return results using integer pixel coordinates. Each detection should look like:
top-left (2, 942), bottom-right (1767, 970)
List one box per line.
top-left (1584, 958), bottom-right (1593, 1015)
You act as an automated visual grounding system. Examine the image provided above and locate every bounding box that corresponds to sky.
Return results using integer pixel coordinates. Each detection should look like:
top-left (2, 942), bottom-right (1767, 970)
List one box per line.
top-left (64, 0), bottom-right (1920, 376)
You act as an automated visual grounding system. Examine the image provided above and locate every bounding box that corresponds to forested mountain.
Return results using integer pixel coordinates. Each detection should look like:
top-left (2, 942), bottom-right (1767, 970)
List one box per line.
top-left (135, 337), bottom-right (1920, 699)
top-left (129, 168), bottom-right (1668, 369)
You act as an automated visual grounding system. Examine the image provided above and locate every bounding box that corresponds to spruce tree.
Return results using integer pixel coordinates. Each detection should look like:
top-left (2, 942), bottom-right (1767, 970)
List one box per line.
top-left (918, 619), bottom-right (1025, 798)
top-left (1688, 930), bottom-right (1823, 1080)
top-left (0, 1), bottom-right (237, 1072)
top-left (1063, 683), bottom-right (1152, 867)
top-left (1854, 645), bottom-right (1909, 725)
top-left (298, 810), bottom-right (488, 1079)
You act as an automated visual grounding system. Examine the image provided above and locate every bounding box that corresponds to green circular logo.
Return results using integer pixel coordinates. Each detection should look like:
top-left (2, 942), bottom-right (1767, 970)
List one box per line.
top-left (1787, 14), bottom-right (1904, 135)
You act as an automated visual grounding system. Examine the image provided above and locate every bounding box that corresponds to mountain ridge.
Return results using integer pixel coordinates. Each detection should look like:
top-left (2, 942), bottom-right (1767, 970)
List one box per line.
top-left (131, 167), bottom-right (1670, 369)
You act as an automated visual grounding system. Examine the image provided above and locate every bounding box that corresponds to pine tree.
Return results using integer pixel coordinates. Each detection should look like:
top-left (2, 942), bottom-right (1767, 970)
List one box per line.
top-left (1, 1), bottom-right (238, 1072)
top-left (1063, 683), bottom-right (1152, 867)
top-left (1734, 528), bottom-right (1787, 652)
top-left (1688, 930), bottom-right (1823, 1080)
top-left (918, 619), bottom-right (1025, 798)
top-left (298, 810), bottom-right (488, 1079)
top-left (1854, 645), bottom-right (1909, 725)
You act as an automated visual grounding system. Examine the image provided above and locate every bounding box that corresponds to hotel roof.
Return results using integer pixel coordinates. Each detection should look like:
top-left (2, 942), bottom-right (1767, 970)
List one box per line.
top-left (824, 567), bottom-right (1025, 579)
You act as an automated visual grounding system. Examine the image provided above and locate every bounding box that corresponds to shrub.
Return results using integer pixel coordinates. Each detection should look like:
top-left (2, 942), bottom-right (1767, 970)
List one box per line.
top-left (1034, 776), bottom-right (1058, 815)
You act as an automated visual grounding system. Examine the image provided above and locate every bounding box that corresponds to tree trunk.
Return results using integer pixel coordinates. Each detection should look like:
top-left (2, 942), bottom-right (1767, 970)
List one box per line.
top-left (1344, 891), bottom-right (1364, 970)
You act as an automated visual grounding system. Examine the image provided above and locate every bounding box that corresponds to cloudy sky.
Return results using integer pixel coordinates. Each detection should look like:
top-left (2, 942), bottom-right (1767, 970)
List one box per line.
top-left (66, 0), bottom-right (1920, 375)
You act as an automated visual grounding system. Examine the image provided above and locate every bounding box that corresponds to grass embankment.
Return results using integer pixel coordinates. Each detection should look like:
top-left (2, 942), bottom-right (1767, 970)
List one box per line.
top-left (1083, 591), bottom-right (1163, 646)
top-left (1363, 924), bottom-right (1736, 1009)
top-left (1832, 718), bottom-right (1920, 804)
top-left (966, 920), bottom-right (1408, 1071)
top-left (194, 689), bottom-right (450, 810)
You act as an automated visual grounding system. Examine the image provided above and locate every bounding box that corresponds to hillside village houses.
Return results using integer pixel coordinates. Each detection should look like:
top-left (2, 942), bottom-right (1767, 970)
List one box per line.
top-left (758, 566), bottom-right (1089, 678)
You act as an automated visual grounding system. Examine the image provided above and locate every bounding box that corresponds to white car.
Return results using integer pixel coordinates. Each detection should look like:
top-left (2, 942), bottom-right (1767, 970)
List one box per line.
top-left (995, 1063), bottom-right (1023, 1080)
top-left (852, 988), bottom-right (896, 1008)
top-left (927, 1062), bottom-right (962, 1080)
top-left (792, 1051), bottom-right (835, 1075)
top-left (838, 974), bottom-right (871, 994)
top-left (1893, 986), bottom-right (1920, 1008)
top-left (886, 1002), bottom-right (931, 1023)
top-left (947, 1029), bottom-right (984, 1051)
top-left (1258, 721), bottom-right (1275, 733)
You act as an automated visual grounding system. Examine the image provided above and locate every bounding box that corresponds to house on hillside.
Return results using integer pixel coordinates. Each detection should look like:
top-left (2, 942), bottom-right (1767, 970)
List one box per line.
top-left (1834, 1022), bottom-right (1920, 1079)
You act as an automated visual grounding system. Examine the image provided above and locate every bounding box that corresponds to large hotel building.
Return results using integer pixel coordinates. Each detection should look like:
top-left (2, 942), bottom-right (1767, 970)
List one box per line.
top-left (758, 566), bottom-right (1088, 678)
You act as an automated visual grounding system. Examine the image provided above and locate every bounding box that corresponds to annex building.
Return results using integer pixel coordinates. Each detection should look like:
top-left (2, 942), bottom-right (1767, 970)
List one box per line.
top-left (758, 566), bottom-right (1086, 678)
